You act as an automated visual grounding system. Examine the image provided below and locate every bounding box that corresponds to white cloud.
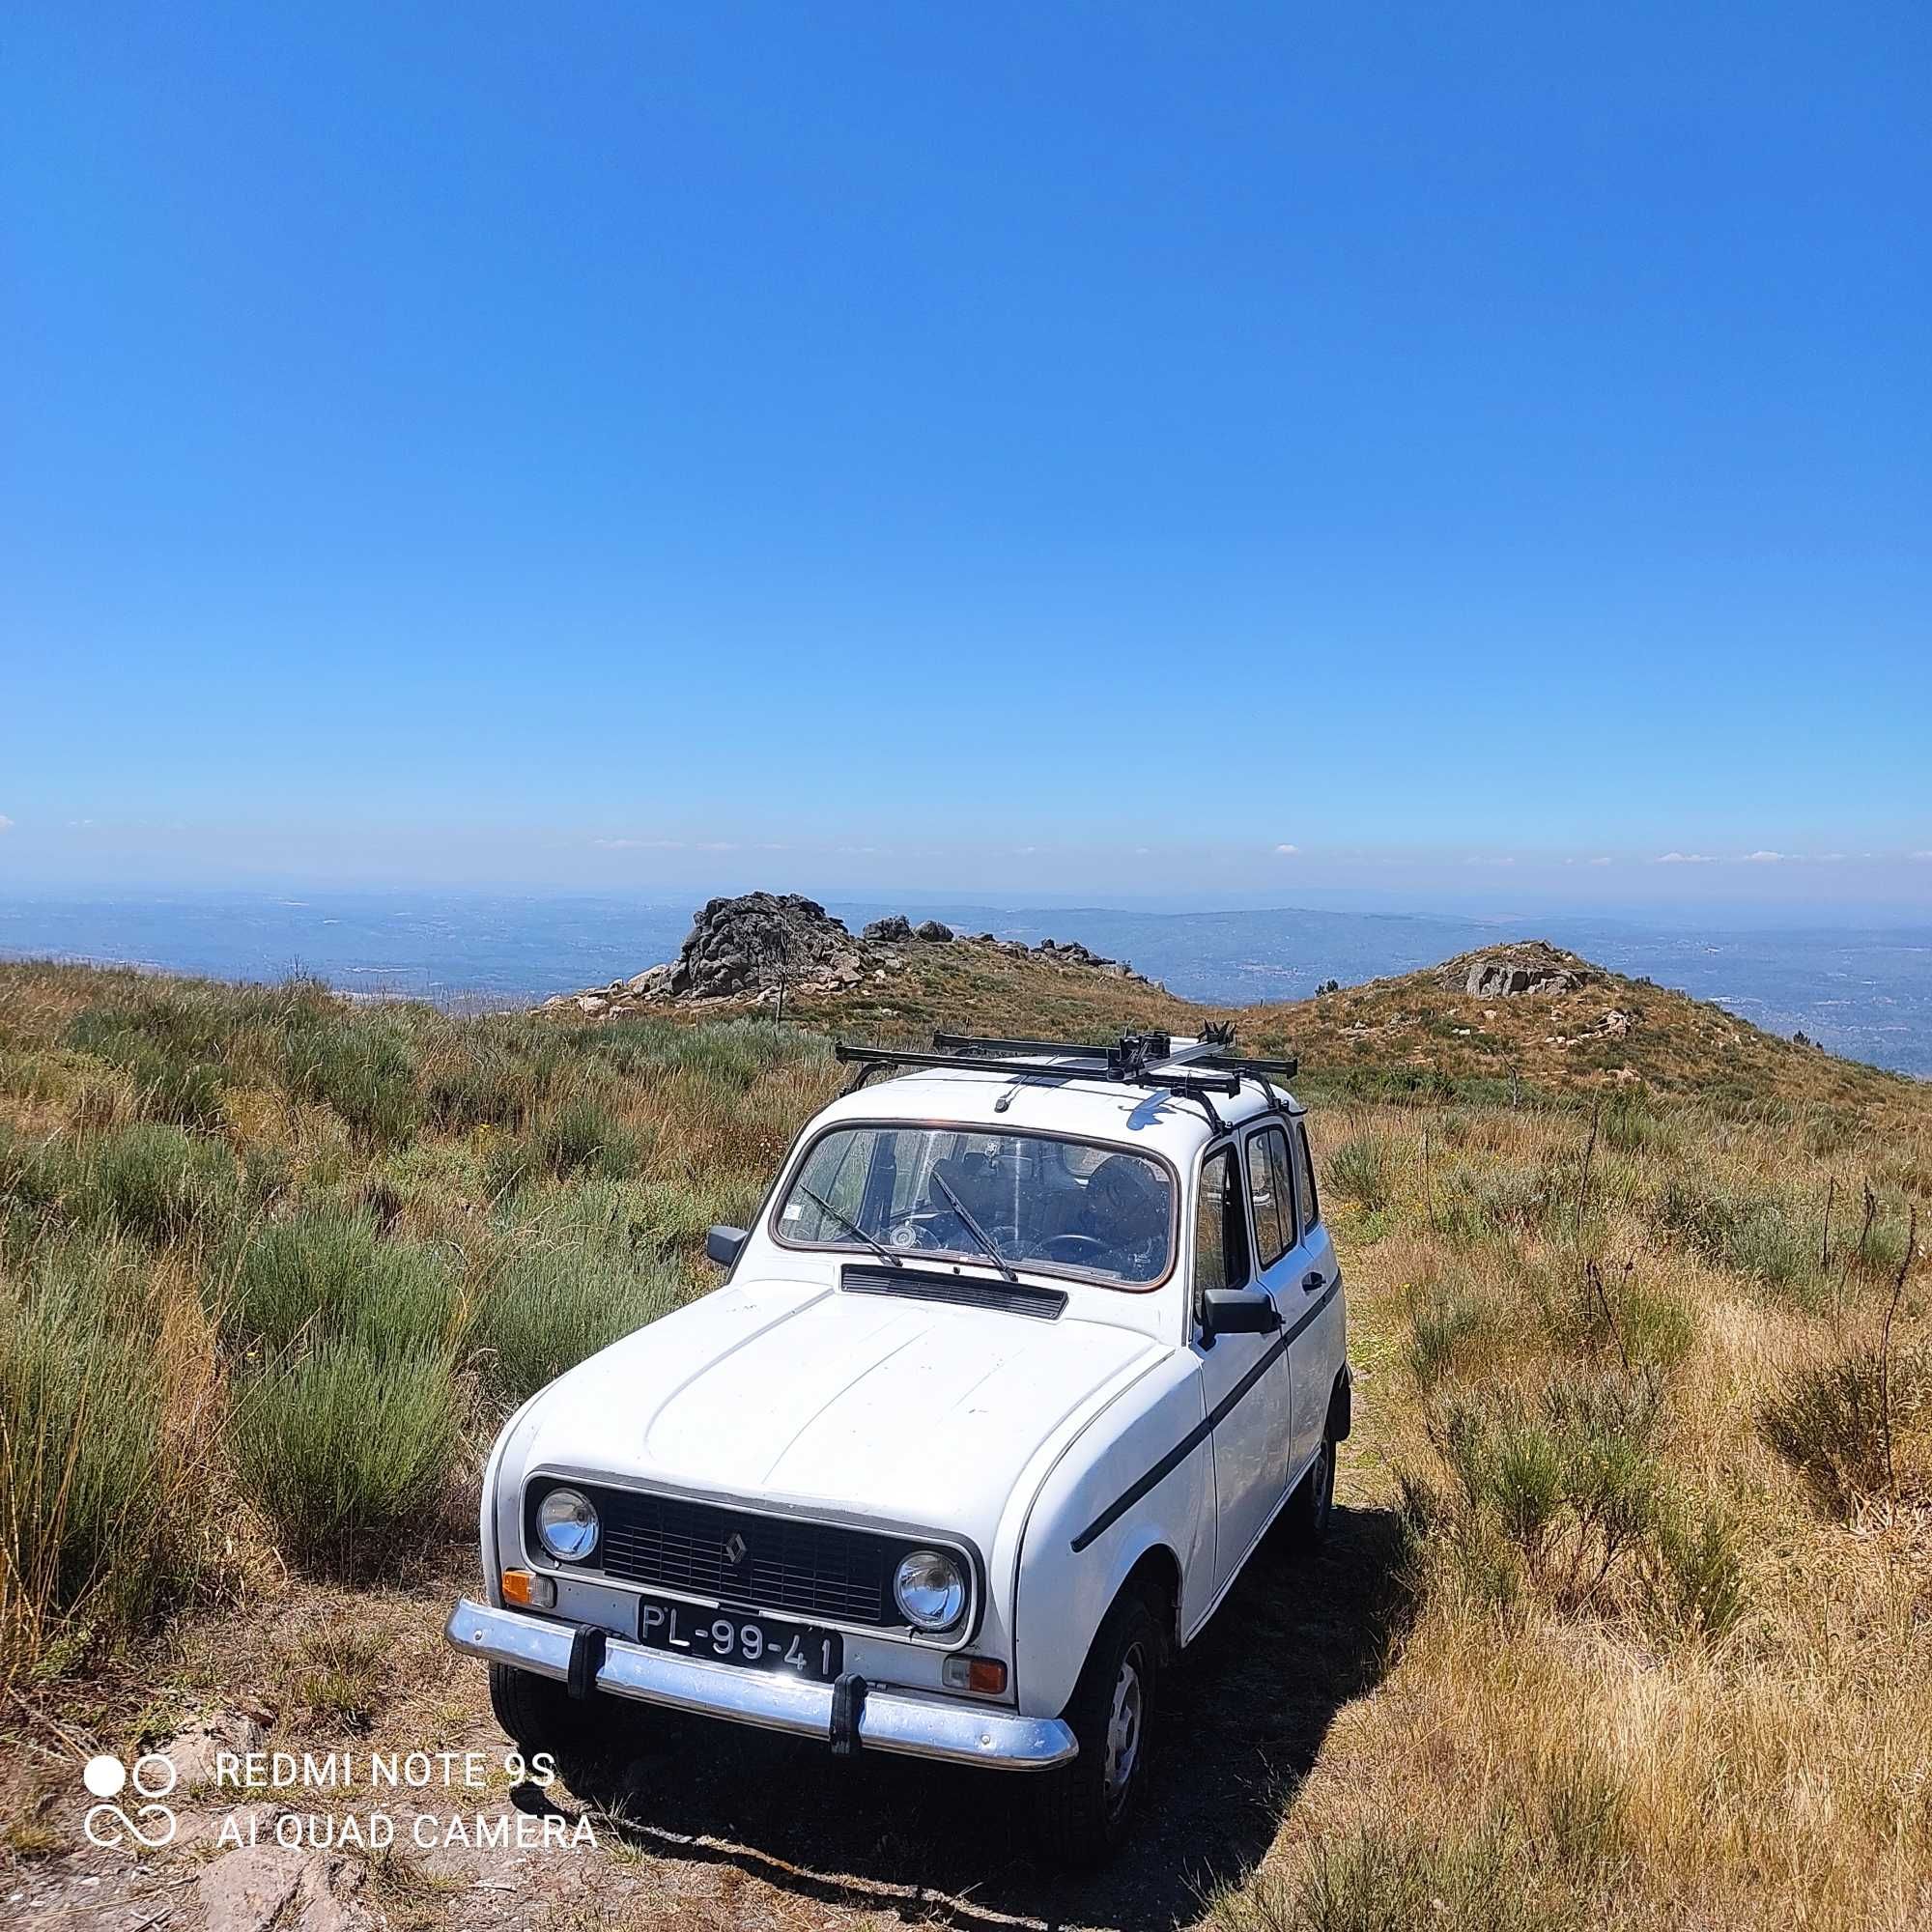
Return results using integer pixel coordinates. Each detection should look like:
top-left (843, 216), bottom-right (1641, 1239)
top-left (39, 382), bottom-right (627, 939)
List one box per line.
top-left (1913, 851), bottom-right (1932, 863)
top-left (594, 837), bottom-right (685, 850)
top-left (1818, 853), bottom-right (1846, 863)
top-left (1588, 856), bottom-right (1612, 867)
top-left (0, 815), bottom-right (12, 834)
top-left (1274, 843), bottom-right (1299, 856)
top-left (1743, 850), bottom-right (1785, 864)
top-left (1655, 852), bottom-right (1717, 864)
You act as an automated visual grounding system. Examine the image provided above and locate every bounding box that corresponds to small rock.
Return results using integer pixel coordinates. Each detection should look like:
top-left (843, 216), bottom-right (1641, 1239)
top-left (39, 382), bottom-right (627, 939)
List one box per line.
top-left (862, 914), bottom-right (913, 942)
top-left (914, 920), bottom-right (953, 942)
top-left (160, 1709), bottom-right (266, 1792)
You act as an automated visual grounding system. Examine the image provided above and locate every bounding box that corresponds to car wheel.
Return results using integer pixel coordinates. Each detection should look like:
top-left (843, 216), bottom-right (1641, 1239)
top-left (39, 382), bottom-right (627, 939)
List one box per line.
top-left (1281, 1430), bottom-right (1337, 1550)
top-left (1030, 1587), bottom-right (1163, 1867)
top-left (487, 1662), bottom-right (622, 1763)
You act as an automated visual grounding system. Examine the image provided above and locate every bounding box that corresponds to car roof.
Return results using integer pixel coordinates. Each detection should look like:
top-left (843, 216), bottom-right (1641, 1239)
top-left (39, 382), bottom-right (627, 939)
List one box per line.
top-left (807, 1056), bottom-right (1303, 1166)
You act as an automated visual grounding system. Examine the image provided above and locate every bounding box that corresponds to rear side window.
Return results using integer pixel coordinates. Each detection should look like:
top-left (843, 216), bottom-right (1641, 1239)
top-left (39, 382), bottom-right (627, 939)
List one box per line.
top-left (1194, 1147), bottom-right (1251, 1295)
top-left (1292, 1122), bottom-right (1320, 1231)
top-left (1245, 1126), bottom-right (1294, 1266)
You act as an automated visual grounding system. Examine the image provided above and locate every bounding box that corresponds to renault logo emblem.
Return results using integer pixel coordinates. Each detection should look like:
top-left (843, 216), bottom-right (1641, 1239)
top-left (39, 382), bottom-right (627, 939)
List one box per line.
top-left (722, 1532), bottom-right (749, 1568)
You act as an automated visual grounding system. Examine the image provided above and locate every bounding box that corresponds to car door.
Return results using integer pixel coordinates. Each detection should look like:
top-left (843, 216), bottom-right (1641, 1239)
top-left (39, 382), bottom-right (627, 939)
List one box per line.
top-left (1282, 1116), bottom-right (1344, 1475)
top-left (1190, 1142), bottom-right (1292, 1593)
top-left (1242, 1121), bottom-right (1304, 1485)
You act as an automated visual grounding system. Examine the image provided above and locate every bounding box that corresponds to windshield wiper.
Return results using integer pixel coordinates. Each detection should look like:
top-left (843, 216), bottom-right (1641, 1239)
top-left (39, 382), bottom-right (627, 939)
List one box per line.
top-left (930, 1171), bottom-right (1020, 1284)
top-left (797, 1185), bottom-right (902, 1268)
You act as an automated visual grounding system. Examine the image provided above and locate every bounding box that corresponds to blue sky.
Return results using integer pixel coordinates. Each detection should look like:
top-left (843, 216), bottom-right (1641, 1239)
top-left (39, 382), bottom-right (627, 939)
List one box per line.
top-left (2, 3), bottom-right (1927, 915)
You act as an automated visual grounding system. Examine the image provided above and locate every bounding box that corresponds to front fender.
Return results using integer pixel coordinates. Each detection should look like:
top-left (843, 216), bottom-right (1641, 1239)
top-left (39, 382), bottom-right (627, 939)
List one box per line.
top-left (480, 1388), bottom-right (553, 1602)
top-left (1010, 1351), bottom-right (1209, 1719)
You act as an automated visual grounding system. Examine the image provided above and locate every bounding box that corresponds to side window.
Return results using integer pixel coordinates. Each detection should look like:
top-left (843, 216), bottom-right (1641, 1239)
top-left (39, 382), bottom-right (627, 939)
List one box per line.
top-left (1246, 1127), bottom-right (1293, 1267)
top-left (1194, 1147), bottom-right (1251, 1299)
top-left (1293, 1122), bottom-right (1320, 1232)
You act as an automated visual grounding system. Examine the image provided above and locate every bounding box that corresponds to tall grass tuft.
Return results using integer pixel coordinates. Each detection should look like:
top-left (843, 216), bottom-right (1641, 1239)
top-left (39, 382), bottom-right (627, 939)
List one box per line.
top-left (534, 1095), bottom-right (640, 1180)
top-left (283, 1015), bottom-right (421, 1149)
top-left (223, 1210), bottom-right (460, 1365)
top-left (229, 1342), bottom-right (460, 1574)
top-left (90, 1123), bottom-right (237, 1245)
top-left (0, 1244), bottom-right (218, 1683)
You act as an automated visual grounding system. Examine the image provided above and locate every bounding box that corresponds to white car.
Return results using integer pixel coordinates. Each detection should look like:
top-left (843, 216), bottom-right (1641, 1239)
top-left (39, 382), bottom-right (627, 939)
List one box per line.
top-left (447, 1028), bottom-right (1349, 1863)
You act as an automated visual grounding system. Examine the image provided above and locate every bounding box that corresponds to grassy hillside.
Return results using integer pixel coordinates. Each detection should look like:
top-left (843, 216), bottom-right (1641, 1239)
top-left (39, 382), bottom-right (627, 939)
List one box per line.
top-left (2, 947), bottom-right (1929, 1930)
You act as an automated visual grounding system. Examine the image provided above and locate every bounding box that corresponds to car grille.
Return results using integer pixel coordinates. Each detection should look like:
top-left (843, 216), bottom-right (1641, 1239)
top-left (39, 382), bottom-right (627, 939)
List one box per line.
top-left (579, 1486), bottom-right (900, 1627)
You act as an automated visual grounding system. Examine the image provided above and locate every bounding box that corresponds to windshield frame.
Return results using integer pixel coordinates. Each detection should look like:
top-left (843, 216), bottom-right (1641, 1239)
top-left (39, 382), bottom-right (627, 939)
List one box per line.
top-left (767, 1116), bottom-right (1182, 1293)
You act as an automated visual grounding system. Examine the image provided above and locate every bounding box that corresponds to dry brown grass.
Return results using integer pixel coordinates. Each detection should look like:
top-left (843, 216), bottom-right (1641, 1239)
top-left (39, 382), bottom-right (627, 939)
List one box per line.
top-left (1215, 1092), bottom-right (1932, 1932)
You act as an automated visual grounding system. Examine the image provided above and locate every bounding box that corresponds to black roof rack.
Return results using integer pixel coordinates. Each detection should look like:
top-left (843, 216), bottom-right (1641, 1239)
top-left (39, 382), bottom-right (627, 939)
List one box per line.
top-left (832, 1025), bottom-right (1297, 1132)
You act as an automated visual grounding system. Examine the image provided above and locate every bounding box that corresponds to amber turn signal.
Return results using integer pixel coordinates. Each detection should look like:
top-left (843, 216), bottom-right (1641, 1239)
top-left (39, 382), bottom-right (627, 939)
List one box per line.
top-left (499, 1568), bottom-right (555, 1610)
top-left (942, 1654), bottom-right (1008, 1694)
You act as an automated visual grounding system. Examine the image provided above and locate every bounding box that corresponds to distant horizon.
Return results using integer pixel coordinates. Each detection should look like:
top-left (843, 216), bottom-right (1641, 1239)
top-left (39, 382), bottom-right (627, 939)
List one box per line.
top-left (5, 875), bottom-right (1931, 936)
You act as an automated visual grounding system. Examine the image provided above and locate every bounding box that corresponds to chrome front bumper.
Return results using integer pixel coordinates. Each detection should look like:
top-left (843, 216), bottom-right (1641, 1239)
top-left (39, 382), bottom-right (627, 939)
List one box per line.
top-left (445, 1598), bottom-right (1076, 1772)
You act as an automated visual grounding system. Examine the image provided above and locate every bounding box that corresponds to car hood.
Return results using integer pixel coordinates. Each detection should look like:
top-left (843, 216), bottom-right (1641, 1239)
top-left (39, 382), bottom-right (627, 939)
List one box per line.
top-left (516, 1276), bottom-right (1163, 1542)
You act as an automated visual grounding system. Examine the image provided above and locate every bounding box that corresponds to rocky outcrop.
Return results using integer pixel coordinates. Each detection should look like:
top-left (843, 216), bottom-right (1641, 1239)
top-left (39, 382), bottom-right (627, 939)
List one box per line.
top-left (538, 894), bottom-right (1151, 1015)
top-left (1447, 941), bottom-right (1593, 1000)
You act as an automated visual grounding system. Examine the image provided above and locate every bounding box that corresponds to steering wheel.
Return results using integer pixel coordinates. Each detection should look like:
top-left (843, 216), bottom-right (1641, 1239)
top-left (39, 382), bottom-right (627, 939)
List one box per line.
top-left (1024, 1233), bottom-right (1109, 1264)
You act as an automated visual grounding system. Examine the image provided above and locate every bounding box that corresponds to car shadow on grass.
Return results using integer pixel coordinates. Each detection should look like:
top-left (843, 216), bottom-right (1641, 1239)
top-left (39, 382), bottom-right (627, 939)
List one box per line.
top-left (560, 1500), bottom-right (1410, 1932)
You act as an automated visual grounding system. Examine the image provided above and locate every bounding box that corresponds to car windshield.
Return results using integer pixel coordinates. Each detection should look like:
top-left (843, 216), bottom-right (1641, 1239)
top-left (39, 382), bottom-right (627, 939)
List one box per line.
top-left (776, 1125), bottom-right (1175, 1289)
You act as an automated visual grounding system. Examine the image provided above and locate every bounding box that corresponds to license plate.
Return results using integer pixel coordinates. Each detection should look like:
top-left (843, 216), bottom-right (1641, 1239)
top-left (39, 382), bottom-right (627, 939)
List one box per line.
top-left (635, 1596), bottom-right (844, 1682)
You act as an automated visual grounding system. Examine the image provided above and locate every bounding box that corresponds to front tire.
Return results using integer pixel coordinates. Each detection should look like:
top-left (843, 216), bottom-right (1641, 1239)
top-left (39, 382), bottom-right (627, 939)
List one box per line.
top-left (487, 1662), bottom-right (621, 1762)
top-left (1030, 1587), bottom-right (1164, 1867)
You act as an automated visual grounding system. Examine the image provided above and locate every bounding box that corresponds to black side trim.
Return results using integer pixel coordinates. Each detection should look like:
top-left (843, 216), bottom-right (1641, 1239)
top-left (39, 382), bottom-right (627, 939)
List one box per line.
top-left (1069, 1280), bottom-right (1338, 1552)
top-left (840, 1264), bottom-right (1067, 1321)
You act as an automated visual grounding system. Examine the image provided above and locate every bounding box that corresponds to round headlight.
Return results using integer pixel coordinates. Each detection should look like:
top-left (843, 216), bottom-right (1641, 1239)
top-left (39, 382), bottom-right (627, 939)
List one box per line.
top-left (894, 1548), bottom-right (967, 1631)
top-left (535, 1487), bottom-right (599, 1562)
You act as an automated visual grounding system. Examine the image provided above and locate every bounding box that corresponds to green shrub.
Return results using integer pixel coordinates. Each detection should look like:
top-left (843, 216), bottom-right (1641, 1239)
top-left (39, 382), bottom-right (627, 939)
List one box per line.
top-left (229, 1342), bottom-right (460, 1574)
top-left (1648, 1502), bottom-right (1749, 1640)
top-left (470, 1242), bottom-right (685, 1402)
top-left (1544, 1264), bottom-right (1696, 1374)
top-left (1327, 1134), bottom-right (1394, 1213)
top-left (224, 1210), bottom-right (459, 1365)
top-left (1657, 1173), bottom-right (1813, 1296)
top-left (1761, 1341), bottom-right (1932, 1517)
top-left (535, 1096), bottom-right (640, 1179)
top-left (1434, 1375), bottom-right (1666, 1616)
top-left (91, 1123), bottom-right (236, 1245)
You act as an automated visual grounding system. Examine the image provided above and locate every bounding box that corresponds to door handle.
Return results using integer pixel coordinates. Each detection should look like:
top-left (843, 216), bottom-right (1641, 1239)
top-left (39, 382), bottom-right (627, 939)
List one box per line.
top-left (1302, 1270), bottom-right (1325, 1293)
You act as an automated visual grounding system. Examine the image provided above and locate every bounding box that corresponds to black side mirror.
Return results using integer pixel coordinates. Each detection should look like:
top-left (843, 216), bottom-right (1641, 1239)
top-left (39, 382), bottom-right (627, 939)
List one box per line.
top-left (1202, 1287), bottom-right (1281, 1341)
top-left (705, 1225), bottom-right (747, 1268)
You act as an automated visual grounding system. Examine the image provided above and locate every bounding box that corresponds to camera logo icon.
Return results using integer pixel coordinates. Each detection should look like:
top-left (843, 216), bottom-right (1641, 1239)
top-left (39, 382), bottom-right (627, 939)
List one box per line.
top-left (82, 1752), bottom-right (179, 1848)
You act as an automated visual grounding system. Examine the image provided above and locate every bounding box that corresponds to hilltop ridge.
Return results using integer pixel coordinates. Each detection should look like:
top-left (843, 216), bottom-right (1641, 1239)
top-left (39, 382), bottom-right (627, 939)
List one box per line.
top-left (536, 894), bottom-right (1920, 1116)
